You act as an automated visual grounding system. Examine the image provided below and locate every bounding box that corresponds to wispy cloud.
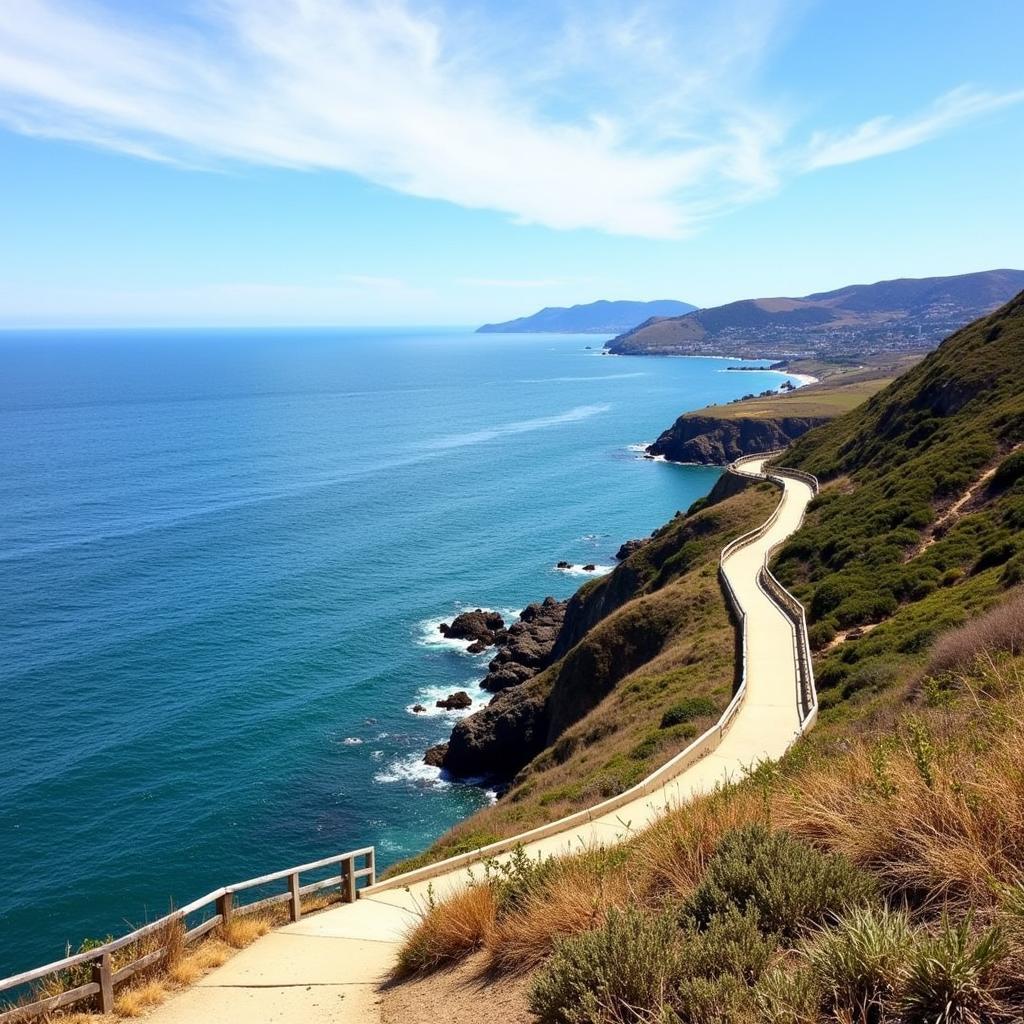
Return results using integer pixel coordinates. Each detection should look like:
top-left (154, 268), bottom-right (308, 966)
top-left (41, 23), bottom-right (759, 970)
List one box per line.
top-left (804, 86), bottom-right (1024, 170)
top-left (0, 1), bottom-right (1020, 239)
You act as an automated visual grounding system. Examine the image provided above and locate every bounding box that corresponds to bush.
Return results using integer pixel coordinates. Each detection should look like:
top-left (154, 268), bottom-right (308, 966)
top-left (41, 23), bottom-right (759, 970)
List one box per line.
top-left (993, 449), bottom-right (1024, 489)
top-left (899, 916), bottom-right (1006, 1024)
top-left (927, 588), bottom-right (1024, 675)
top-left (530, 908), bottom-right (680, 1024)
top-left (660, 696), bottom-right (718, 729)
top-left (804, 906), bottom-right (914, 1023)
top-left (686, 825), bottom-right (876, 937)
top-left (755, 967), bottom-right (823, 1024)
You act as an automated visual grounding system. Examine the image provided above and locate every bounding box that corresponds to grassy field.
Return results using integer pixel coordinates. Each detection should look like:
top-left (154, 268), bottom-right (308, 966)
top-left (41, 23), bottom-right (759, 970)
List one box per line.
top-left (695, 355), bottom-right (920, 421)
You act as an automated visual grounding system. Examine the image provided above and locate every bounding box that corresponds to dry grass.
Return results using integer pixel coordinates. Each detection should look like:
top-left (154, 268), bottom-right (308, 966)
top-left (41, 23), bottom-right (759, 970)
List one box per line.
top-left (220, 910), bottom-right (276, 949)
top-left (630, 787), bottom-right (767, 902)
top-left (486, 855), bottom-right (631, 974)
top-left (777, 663), bottom-right (1024, 910)
top-left (112, 981), bottom-right (168, 1018)
top-left (396, 884), bottom-right (498, 977)
top-left (928, 587), bottom-right (1024, 676)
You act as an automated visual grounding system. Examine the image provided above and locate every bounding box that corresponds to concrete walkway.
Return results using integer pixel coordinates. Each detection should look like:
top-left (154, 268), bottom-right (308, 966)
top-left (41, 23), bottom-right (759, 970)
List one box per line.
top-left (145, 458), bottom-right (815, 1023)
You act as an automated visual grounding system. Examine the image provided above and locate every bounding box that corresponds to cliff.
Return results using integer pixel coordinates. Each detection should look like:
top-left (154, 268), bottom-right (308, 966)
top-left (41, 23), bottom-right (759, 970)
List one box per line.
top-left (648, 413), bottom-right (829, 465)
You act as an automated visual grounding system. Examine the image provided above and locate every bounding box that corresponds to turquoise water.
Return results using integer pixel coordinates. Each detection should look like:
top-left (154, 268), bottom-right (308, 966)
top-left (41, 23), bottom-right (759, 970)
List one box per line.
top-left (0, 327), bottom-right (796, 974)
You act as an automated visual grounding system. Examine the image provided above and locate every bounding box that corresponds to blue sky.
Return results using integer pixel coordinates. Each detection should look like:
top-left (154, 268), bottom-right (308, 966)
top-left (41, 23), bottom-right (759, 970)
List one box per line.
top-left (0, 0), bottom-right (1022, 327)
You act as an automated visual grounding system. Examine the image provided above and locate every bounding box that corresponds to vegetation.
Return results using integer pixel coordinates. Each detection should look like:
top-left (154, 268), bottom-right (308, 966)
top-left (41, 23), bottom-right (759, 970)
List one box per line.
top-left (397, 648), bottom-right (1024, 1022)
top-left (696, 360), bottom-right (913, 422)
top-left (772, 292), bottom-right (1024, 711)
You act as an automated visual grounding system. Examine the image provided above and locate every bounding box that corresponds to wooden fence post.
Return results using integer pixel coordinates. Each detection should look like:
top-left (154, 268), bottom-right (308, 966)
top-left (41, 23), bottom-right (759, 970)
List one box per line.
top-left (288, 872), bottom-right (302, 922)
top-left (216, 891), bottom-right (234, 929)
top-left (92, 952), bottom-right (114, 1014)
top-left (342, 857), bottom-right (356, 903)
top-left (365, 848), bottom-right (376, 888)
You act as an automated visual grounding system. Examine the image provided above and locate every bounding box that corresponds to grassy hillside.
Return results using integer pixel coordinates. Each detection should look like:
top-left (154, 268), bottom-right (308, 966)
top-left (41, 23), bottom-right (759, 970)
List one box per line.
top-left (388, 481), bottom-right (779, 874)
top-left (773, 290), bottom-right (1024, 713)
top-left (703, 363), bottom-right (911, 421)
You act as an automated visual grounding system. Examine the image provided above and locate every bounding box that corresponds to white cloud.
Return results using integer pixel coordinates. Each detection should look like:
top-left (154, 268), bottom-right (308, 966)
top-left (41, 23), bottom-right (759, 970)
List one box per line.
top-left (0, 2), bottom-right (1020, 239)
top-left (804, 86), bottom-right (1024, 170)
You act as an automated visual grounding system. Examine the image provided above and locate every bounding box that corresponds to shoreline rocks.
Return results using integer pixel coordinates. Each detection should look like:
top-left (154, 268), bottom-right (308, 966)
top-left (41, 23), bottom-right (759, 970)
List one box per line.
top-left (422, 597), bottom-right (568, 776)
top-left (438, 609), bottom-right (506, 648)
top-left (435, 690), bottom-right (473, 711)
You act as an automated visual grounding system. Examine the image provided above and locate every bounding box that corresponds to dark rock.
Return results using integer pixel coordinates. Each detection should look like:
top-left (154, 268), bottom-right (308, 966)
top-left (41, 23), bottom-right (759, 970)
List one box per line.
top-left (438, 609), bottom-right (506, 646)
top-left (615, 538), bottom-right (647, 561)
top-left (582, 564), bottom-right (596, 572)
top-left (467, 639), bottom-right (488, 654)
top-left (423, 742), bottom-right (448, 767)
top-left (441, 682), bottom-right (549, 778)
top-left (556, 560), bottom-right (573, 569)
top-left (647, 413), bottom-right (831, 465)
top-left (412, 703), bottom-right (426, 713)
top-left (436, 690), bottom-right (473, 710)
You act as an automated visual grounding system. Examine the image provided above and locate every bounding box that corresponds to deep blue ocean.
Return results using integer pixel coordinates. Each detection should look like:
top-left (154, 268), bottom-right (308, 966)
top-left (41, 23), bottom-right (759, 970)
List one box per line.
top-left (0, 327), bottom-right (798, 974)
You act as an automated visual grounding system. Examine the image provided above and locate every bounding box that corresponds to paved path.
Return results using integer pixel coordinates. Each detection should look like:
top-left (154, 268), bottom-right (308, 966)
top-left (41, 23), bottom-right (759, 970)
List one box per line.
top-left (145, 458), bottom-right (815, 1023)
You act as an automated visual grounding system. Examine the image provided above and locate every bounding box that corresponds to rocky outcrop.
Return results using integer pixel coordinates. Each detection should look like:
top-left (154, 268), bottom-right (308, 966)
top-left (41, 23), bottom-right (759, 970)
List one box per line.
top-left (480, 597), bottom-right (566, 692)
top-left (436, 691), bottom-right (472, 710)
top-left (441, 679), bottom-right (550, 779)
top-left (430, 598), bottom-right (567, 779)
top-left (647, 414), bottom-right (830, 465)
top-left (423, 742), bottom-right (448, 768)
top-left (439, 609), bottom-right (506, 647)
top-left (615, 538), bottom-right (647, 561)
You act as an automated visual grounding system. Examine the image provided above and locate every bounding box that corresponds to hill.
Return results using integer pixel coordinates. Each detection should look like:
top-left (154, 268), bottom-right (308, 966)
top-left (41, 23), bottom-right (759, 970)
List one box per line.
top-left (606, 268), bottom-right (1024, 359)
top-left (647, 357), bottom-right (914, 464)
top-left (477, 298), bottom-right (697, 334)
top-left (387, 293), bottom-right (1024, 1023)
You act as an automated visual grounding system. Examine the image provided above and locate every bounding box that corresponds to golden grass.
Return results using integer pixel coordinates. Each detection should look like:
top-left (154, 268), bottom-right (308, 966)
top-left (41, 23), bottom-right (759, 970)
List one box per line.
top-left (485, 855), bottom-right (631, 974)
top-left (396, 655), bottom-right (1024, 986)
top-left (220, 911), bottom-right (275, 949)
top-left (777, 667), bottom-right (1024, 910)
top-left (112, 981), bottom-right (168, 1018)
top-left (630, 787), bottom-right (767, 903)
top-left (395, 884), bottom-right (497, 977)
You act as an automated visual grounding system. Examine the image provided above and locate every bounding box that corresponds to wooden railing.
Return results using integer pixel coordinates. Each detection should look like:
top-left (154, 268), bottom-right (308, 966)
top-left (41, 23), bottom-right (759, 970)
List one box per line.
top-left (0, 847), bottom-right (375, 1023)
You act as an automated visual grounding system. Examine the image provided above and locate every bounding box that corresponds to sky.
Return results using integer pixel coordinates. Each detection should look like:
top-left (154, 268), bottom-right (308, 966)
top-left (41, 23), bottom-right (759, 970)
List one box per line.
top-left (0, 0), bottom-right (1022, 327)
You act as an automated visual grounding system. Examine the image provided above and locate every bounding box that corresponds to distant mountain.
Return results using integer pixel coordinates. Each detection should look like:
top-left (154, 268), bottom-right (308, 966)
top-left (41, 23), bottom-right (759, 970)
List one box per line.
top-left (477, 299), bottom-right (697, 335)
top-left (606, 269), bottom-right (1024, 358)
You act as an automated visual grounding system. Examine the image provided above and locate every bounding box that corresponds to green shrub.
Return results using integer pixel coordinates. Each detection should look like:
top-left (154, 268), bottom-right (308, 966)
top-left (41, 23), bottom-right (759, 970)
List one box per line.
top-left (804, 906), bottom-right (914, 1023)
top-left (679, 906), bottom-right (775, 982)
top-left (673, 973), bottom-right (753, 1024)
top-left (898, 916), bottom-right (1006, 1024)
top-left (485, 845), bottom-right (556, 918)
top-left (992, 449), bottom-right (1024, 489)
top-left (660, 696), bottom-right (718, 729)
top-left (809, 620), bottom-right (836, 651)
top-left (755, 967), bottom-right (823, 1024)
top-left (687, 826), bottom-right (876, 937)
top-left (530, 908), bottom-right (680, 1024)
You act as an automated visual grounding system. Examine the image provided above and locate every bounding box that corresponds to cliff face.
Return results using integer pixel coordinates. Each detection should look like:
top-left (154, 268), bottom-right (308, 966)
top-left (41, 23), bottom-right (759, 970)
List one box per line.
top-left (648, 414), bottom-right (829, 465)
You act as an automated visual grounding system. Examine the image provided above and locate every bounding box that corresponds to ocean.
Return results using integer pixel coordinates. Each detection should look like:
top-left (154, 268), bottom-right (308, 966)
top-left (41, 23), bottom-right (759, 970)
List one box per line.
top-left (0, 326), bottom-right (799, 973)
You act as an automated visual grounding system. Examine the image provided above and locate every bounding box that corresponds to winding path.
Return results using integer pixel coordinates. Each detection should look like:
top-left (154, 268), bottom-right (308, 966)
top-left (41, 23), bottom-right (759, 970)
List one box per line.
top-left (145, 456), bottom-right (817, 1024)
